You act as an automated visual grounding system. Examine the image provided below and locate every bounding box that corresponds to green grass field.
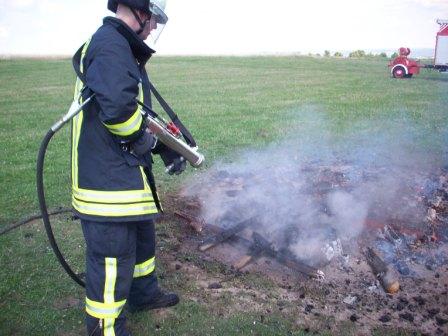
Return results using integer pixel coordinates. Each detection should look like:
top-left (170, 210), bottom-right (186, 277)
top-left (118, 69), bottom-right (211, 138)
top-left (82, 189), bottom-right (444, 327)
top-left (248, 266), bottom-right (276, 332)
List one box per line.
top-left (0, 56), bottom-right (447, 335)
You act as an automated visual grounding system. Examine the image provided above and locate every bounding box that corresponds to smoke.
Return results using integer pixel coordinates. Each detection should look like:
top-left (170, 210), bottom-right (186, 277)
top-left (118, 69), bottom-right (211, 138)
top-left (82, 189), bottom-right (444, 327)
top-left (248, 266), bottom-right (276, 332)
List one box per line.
top-left (183, 107), bottom-right (446, 265)
top-left (327, 191), bottom-right (368, 238)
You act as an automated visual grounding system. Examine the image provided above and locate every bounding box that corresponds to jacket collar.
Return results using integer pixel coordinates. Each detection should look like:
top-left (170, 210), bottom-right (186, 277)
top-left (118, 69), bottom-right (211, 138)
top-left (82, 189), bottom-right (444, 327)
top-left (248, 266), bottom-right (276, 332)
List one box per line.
top-left (104, 16), bottom-right (155, 65)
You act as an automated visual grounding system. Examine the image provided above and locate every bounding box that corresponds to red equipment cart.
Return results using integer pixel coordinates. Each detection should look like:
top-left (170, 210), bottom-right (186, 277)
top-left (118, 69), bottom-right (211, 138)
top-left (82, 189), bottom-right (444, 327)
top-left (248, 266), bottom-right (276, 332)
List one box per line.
top-left (389, 19), bottom-right (448, 78)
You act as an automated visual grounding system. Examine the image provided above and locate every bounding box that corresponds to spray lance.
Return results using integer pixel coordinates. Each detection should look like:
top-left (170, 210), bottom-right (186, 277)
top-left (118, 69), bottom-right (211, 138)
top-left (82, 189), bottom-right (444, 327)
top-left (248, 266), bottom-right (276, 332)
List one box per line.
top-left (37, 88), bottom-right (204, 287)
top-left (135, 99), bottom-right (204, 171)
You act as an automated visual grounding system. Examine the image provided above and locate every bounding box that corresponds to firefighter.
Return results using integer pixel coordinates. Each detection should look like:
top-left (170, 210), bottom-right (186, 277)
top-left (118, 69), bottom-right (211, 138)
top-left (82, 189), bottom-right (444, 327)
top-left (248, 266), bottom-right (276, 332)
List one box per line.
top-left (71, 1), bottom-right (184, 335)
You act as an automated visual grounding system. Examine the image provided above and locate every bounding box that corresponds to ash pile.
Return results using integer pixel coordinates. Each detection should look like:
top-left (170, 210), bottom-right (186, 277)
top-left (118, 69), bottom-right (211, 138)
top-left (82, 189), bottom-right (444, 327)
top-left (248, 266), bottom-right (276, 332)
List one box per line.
top-left (176, 156), bottom-right (448, 334)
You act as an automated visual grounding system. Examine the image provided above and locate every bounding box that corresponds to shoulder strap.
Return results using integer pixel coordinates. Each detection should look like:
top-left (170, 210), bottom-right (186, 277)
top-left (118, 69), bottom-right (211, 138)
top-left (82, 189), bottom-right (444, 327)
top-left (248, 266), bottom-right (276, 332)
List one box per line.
top-left (72, 43), bottom-right (86, 83)
top-left (73, 38), bottom-right (93, 83)
top-left (149, 81), bottom-right (197, 148)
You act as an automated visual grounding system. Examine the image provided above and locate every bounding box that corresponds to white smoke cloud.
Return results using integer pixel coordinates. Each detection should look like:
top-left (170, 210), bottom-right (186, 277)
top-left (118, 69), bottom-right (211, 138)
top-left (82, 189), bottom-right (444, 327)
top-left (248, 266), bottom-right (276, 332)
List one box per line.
top-left (183, 109), bottom-right (443, 265)
top-left (327, 191), bottom-right (368, 239)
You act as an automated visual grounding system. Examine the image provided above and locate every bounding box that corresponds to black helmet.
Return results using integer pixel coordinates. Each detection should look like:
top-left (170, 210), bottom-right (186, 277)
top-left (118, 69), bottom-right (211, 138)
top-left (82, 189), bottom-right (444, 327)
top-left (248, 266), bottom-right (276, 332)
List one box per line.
top-left (108, 0), bottom-right (149, 15)
top-left (107, 0), bottom-right (168, 24)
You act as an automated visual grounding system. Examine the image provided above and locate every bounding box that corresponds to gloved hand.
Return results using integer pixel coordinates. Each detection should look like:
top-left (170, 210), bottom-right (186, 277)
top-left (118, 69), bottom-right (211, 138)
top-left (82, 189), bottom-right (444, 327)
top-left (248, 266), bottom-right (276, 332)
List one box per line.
top-left (154, 143), bottom-right (187, 175)
top-left (131, 129), bottom-right (157, 156)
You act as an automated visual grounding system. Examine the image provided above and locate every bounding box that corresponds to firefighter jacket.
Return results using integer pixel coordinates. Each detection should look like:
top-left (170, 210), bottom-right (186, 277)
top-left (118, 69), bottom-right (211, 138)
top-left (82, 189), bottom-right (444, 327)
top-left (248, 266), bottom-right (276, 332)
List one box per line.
top-left (71, 17), bottom-right (160, 222)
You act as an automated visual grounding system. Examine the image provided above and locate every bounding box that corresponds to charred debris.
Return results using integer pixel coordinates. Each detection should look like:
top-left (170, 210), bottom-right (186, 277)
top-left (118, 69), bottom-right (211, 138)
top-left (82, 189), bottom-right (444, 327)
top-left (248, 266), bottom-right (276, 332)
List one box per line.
top-left (172, 162), bottom-right (448, 334)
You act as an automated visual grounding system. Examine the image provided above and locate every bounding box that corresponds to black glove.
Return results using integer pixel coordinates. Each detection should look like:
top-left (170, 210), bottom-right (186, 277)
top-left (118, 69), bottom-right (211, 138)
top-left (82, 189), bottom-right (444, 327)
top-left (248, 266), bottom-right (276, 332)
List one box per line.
top-left (154, 143), bottom-right (187, 175)
top-left (131, 130), bottom-right (157, 156)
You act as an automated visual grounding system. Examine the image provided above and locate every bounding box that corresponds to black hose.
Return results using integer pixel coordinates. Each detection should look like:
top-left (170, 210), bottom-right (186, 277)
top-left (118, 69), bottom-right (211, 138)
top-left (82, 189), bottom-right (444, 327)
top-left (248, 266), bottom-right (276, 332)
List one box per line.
top-left (36, 129), bottom-right (85, 287)
top-left (0, 208), bottom-right (72, 236)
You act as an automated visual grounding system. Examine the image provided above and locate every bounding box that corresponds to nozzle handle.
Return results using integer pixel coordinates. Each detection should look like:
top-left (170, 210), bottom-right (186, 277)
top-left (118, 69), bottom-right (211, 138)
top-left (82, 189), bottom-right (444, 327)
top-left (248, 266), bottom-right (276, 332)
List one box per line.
top-left (51, 95), bottom-right (94, 133)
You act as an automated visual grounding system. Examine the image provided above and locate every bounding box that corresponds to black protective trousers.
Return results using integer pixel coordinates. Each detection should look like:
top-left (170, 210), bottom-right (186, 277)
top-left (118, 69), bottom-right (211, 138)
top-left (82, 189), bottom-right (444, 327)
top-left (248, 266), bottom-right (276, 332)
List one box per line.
top-left (81, 219), bottom-right (159, 336)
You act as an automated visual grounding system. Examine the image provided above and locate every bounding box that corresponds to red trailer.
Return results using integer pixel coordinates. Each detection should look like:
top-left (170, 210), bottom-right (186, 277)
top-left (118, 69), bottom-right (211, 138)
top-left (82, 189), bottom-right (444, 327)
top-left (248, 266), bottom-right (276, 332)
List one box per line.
top-left (389, 19), bottom-right (448, 78)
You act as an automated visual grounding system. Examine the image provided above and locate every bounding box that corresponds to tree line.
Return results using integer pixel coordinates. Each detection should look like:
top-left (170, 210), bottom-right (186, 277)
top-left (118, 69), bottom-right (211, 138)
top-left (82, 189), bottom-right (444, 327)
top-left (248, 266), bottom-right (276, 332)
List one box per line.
top-left (310, 50), bottom-right (392, 58)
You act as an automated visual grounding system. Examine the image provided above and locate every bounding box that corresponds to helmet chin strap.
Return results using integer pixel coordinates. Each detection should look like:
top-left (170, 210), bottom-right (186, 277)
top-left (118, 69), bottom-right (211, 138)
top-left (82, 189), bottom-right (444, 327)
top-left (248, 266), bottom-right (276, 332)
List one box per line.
top-left (130, 8), bottom-right (151, 35)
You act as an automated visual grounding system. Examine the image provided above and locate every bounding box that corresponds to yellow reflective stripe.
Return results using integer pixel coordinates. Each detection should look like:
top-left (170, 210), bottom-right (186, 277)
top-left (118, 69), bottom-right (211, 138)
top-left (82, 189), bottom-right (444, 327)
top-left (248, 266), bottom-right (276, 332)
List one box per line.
top-left (73, 187), bottom-right (153, 204)
top-left (133, 257), bottom-right (155, 278)
top-left (139, 167), bottom-right (163, 212)
top-left (104, 109), bottom-right (143, 137)
top-left (138, 81), bottom-right (144, 103)
top-left (103, 82), bottom-right (144, 137)
top-left (104, 257), bottom-right (117, 336)
top-left (73, 77), bottom-right (83, 100)
top-left (71, 110), bottom-right (83, 189)
top-left (72, 197), bottom-right (158, 217)
top-left (104, 318), bottom-right (115, 336)
top-left (73, 38), bottom-right (91, 99)
top-left (139, 167), bottom-right (151, 192)
top-left (104, 258), bottom-right (117, 303)
top-left (85, 298), bottom-right (126, 319)
top-left (71, 113), bottom-right (77, 187)
top-left (80, 38), bottom-right (92, 74)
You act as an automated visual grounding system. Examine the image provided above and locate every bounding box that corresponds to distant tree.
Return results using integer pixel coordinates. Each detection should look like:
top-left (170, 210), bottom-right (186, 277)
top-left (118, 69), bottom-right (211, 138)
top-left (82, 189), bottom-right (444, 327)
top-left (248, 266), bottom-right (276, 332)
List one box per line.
top-left (379, 52), bottom-right (387, 58)
top-left (349, 50), bottom-right (366, 58)
top-left (334, 51), bottom-right (343, 57)
top-left (390, 52), bottom-right (398, 59)
top-left (324, 50), bottom-right (331, 57)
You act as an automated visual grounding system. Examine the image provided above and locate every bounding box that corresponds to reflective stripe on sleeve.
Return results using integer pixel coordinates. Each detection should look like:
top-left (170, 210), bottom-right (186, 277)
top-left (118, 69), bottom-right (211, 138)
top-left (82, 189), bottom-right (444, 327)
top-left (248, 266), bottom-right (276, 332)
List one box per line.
top-left (104, 109), bottom-right (143, 137)
top-left (103, 82), bottom-right (144, 137)
top-left (133, 257), bottom-right (155, 278)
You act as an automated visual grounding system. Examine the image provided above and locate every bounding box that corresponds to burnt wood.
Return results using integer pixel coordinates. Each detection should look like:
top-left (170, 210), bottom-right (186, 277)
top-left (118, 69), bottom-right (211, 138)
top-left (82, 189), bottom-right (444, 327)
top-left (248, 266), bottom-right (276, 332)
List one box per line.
top-left (251, 232), bottom-right (323, 279)
top-left (198, 216), bottom-right (257, 251)
top-left (365, 247), bottom-right (400, 294)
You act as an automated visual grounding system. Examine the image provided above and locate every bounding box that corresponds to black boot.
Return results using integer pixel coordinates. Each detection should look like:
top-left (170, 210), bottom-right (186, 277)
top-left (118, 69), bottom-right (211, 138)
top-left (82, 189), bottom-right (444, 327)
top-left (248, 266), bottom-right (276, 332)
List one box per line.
top-left (128, 289), bottom-right (179, 313)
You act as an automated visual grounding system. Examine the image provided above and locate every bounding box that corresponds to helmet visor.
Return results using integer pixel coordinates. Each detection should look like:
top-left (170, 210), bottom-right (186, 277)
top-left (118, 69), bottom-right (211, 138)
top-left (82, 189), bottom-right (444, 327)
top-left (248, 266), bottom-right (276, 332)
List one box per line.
top-left (149, 2), bottom-right (168, 24)
top-left (146, 14), bottom-right (166, 48)
top-left (145, 2), bottom-right (167, 48)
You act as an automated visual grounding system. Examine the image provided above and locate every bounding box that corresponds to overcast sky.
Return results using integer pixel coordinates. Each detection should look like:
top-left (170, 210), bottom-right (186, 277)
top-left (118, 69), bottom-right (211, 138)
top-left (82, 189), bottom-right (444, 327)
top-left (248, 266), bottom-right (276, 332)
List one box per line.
top-left (0, 0), bottom-right (446, 56)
